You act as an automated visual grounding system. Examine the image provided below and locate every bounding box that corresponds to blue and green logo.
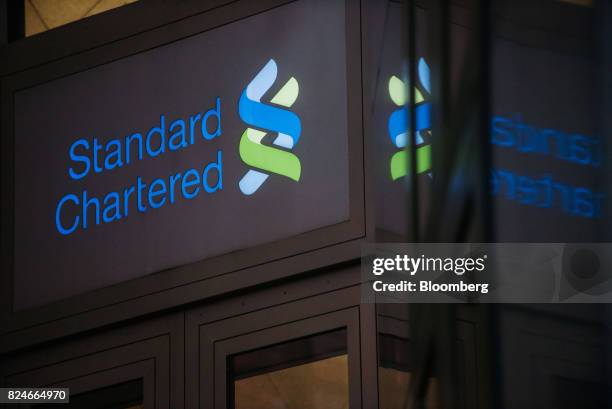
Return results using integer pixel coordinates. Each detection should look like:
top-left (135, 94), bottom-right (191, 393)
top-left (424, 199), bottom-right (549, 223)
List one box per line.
top-left (388, 58), bottom-right (432, 180)
top-left (238, 59), bottom-right (302, 195)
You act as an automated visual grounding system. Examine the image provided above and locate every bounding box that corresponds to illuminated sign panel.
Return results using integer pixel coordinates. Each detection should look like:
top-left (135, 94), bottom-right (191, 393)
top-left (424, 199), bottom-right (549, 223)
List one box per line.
top-left (14, 0), bottom-right (350, 309)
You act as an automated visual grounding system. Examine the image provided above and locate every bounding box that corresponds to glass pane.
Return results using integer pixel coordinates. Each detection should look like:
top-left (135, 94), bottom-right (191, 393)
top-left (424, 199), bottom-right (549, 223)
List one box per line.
top-left (488, 1), bottom-right (612, 408)
top-left (379, 367), bottom-right (441, 409)
top-left (230, 329), bottom-right (348, 409)
top-left (376, 303), bottom-right (476, 409)
top-left (370, 0), bottom-right (433, 242)
top-left (490, 0), bottom-right (607, 241)
top-left (25, 0), bottom-right (139, 37)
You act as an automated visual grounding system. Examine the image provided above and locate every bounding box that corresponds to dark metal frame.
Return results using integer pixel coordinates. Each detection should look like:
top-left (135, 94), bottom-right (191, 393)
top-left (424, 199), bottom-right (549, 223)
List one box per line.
top-left (0, 312), bottom-right (184, 408)
top-left (184, 280), bottom-right (376, 409)
top-left (212, 309), bottom-right (359, 409)
top-left (0, 0), bottom-right (366, 353)
top-left (0, 0), bottom-right (23, 43)
top-left (1, 261), bottom-right (379, 408)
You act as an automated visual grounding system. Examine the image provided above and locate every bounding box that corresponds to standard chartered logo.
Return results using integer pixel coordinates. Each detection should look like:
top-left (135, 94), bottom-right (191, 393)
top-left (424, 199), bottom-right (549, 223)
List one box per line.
top-left (238, 59), bottom-right (302, 195)
top-left (388, 58), bottom-right (432, 180)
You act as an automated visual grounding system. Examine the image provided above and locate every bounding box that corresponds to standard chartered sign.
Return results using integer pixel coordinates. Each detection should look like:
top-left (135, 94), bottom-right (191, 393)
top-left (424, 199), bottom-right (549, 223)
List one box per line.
top-left (55, 58), bottom-right (304, 234)
top-left (56, 99), bottom-right (223, 235)
top-left (14, 0), bottom-right (350, 309)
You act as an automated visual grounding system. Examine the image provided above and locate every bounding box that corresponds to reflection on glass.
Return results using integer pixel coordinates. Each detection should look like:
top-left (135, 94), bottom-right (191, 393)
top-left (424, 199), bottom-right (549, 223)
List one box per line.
top-left (25, 0), bottom-right (139, 37)
top-left (231, 329), bottom-right (348, 409)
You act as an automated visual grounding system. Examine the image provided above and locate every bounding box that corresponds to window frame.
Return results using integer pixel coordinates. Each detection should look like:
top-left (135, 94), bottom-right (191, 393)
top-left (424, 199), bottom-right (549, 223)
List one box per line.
top-left (186, 285), bottom-right (372, 409)
top-left (0, 312), bottom-right (184, 408)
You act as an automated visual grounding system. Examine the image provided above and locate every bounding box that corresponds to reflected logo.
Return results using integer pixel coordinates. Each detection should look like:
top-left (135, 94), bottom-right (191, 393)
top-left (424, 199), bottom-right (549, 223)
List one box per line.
top-left (388, 58), bottom-right (432, 180)
top-left (238, 59), bottom-right (302, 195)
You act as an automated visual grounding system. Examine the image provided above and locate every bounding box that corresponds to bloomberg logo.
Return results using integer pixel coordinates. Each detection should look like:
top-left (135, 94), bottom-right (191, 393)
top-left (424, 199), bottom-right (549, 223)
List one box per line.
top-left (55, 58), bottom-right (302, 235)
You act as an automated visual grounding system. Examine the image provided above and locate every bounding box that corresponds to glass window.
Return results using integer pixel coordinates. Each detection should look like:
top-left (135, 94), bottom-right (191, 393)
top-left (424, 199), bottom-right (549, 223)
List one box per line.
top-left (25, 0), bottom-right (139, 37)
top-left (230, 329), bottom-right (349, 409)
